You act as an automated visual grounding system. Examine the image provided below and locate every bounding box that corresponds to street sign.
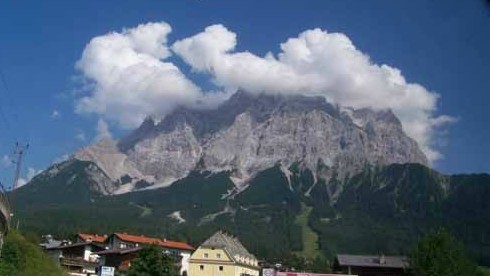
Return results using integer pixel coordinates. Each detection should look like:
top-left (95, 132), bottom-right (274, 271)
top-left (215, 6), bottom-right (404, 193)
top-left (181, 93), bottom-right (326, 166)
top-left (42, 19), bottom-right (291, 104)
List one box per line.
top-left (99, 266), bottom-right (115, 276)
top-left (276, 272), bottom-right (356, 276)
top-left (263, 268), bottom-right (275, 276)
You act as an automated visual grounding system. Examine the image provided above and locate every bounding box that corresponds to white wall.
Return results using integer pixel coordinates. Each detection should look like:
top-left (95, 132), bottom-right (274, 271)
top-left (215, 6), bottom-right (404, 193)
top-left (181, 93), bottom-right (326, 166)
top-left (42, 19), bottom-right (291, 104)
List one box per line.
top-left (84, 245), bottom-right (91, 261)
top-left (180, 251), bottom-right (191, 275)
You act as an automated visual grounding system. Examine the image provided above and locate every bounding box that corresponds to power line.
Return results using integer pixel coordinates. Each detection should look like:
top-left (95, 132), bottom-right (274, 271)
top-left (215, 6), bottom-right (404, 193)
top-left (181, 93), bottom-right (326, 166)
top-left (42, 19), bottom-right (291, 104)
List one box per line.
top-left (0, 69), bottom-right (13, 131)
top-left (0, 69), bottom-right (14, 108)
top-left (0, 103), bottom-right (10, 130)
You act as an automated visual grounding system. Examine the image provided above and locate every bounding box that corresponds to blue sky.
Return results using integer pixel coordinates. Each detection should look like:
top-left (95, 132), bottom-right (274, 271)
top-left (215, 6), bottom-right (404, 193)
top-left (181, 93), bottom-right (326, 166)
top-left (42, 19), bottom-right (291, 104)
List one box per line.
top-left (0, 0), bottom-right (489, 187)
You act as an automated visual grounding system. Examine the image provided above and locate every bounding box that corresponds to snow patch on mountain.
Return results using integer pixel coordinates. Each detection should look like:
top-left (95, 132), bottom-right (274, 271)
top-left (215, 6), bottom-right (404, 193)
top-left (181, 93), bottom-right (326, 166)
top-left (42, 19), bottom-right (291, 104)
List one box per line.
top-left (168, 211), bottom-right (186, 224)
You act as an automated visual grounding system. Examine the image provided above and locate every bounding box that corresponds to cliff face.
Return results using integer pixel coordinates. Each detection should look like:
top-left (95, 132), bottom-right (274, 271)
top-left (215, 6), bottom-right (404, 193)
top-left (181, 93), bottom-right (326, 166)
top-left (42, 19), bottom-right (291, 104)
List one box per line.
top-left (74, 91), bottom-right (427, 195)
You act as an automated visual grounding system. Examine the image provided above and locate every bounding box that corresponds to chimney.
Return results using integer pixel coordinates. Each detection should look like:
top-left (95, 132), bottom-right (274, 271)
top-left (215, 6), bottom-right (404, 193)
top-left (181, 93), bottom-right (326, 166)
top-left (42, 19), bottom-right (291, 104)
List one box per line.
top-left (379, 254), bottom-right (386, 265)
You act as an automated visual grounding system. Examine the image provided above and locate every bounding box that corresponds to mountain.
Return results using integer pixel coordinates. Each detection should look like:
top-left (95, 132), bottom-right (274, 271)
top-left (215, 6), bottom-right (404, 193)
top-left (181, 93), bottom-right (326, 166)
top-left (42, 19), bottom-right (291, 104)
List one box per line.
top-left (73, 91), bottom-right (427, 200)
top-left (13, 162), bottom-right (490, 265)
top-left (13, 90), bottom-right (490, 265)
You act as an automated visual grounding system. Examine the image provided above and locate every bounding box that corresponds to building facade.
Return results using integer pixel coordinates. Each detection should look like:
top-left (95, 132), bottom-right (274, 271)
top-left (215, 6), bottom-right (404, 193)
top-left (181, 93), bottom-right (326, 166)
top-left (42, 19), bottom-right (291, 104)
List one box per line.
top-left (103, 232), bottom-right (194, 275)
top-left (98, 247), bottom-right (142, 272)
top-left (189, 231), bottom-right (260, 276)
top-left (333, 254), bottom-right (409, 276)
top-left (41, 232), bottom-right (193, 275)
top-left (161, 239), bottom-right (194, 275)
top-left (50, 242), bottom-right (105, 276)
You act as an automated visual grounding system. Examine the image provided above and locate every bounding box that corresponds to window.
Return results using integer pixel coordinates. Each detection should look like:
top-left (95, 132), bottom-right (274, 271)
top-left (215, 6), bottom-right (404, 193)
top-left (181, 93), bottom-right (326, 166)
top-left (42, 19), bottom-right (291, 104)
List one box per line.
top-left (219, 266), bottom-right (223, 271)
top-left (204, 253), bottom-right (209, 258)
top-left (217, 253), bottom-right (221, 258)
top-left (200, 265), bottom-right (204, 271)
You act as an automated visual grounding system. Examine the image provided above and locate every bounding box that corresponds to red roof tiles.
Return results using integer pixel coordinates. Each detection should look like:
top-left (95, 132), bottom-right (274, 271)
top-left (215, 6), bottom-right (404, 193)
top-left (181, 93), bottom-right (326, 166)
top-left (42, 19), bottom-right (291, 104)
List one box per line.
top-left (160, 240), bottom-right (194, 251)
top-left (78, 233), bottom-right (106, 243)
top-left (114, 233), bottom-right (162, 245)
top-left (113, 233), bottom-right (193, 251)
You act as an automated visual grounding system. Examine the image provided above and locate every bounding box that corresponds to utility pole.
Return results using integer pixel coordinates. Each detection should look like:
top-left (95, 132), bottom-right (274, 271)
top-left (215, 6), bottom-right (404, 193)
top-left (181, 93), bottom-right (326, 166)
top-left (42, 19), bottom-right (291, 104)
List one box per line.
top-left (0, 142), bottom-right (27, 254)
top-left (9, 142), bottom-right (29, 230)
top-left (12, 142), bottom-right (29, 191)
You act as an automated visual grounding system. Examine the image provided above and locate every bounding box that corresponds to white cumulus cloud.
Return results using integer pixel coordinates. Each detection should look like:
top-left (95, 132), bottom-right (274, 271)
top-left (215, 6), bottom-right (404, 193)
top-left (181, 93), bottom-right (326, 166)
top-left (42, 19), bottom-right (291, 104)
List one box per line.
top-left (50, 110), bottom-right (61, 119)
top-left (1, 155), bottom-right (11, 168)
top-left (75, 22), bottom-right (453, 162)
top-left (53, 154), bottom-right (70, 164)
top-left (173, 25), bottom-right (453, 162)
top-left (75, 22), bottom-right (217, 128)
top-left (75, 130), bottom-right (87, 142)
top-left (16, 167), bottom-right (42, 189)
top-left (94, 119), bottom-right (113, 142)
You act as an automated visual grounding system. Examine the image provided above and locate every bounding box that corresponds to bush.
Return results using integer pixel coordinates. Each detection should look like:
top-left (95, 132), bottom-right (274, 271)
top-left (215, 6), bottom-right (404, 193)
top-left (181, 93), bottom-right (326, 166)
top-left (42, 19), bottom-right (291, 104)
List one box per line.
top-left (0, 230), bottom-right (66, 276)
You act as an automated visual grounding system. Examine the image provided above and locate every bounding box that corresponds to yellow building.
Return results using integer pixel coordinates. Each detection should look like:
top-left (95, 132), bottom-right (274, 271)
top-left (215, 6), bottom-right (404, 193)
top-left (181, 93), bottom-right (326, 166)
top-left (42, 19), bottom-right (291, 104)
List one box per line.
top-left (189, 231), bottom-right (260, 276)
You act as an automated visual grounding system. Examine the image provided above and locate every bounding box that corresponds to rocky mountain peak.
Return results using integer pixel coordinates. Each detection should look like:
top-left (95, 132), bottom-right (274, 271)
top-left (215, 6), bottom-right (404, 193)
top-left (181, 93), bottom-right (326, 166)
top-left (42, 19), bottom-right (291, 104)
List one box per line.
top-left (71, 90), bottom-right (426, 196)
top-left (223, 91), bottom-right (342, 121)
top-left (346, 107), bottom-right (402, 128)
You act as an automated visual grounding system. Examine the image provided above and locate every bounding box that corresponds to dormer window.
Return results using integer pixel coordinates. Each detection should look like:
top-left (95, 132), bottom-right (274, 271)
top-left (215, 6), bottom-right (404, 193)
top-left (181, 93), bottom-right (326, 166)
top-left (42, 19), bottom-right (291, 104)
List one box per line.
top-left (204, 253), bottom-right (209, 258)
top-left (217, 253), bottom-right (221, 258)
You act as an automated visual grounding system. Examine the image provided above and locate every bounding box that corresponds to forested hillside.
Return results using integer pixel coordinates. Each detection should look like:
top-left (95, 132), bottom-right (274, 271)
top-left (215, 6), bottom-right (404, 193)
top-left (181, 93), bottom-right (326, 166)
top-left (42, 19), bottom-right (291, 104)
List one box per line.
top-left (12, 161), bottom-right (490, 264)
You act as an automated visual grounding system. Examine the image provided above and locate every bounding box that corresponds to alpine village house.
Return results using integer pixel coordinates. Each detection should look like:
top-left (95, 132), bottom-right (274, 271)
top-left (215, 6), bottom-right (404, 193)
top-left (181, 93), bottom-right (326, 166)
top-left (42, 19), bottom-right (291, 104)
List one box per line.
top-left (43, 232), bottom-right (194, 276)
top-left (189, 231), bottom-right (260, 276)
top-left (40, 230), bottom-right (410, 276)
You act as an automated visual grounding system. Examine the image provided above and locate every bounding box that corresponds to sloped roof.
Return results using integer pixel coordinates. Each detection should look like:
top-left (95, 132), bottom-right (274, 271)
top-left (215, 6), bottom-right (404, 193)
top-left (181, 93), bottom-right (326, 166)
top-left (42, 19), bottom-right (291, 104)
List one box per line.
top-left (97, 247), bottom-right (142, 255)
top-left (336, 254), bottom-right (409, 269)
top-left (40, 240), bottom-right (63, 249)
top-left (113, 233), bottom-right (162, 245)
top-left (201, 231), bottom-right (256, 262)
top-left (78, 233), bottom-right (106, 243)
top-left (54, 241), bottom-right (106, 251)
top-left (161, 240), bottom-right (194, 251)
top-left (113, 233), bottom-right (193, 251)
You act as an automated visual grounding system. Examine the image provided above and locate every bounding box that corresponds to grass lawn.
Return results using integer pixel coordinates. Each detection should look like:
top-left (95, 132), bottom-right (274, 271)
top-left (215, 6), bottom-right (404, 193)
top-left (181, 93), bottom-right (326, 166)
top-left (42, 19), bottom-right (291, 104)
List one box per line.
top-left (130, 202), bottom-right (153, 217)
top-left (295, 202), bottom-right (321, 258)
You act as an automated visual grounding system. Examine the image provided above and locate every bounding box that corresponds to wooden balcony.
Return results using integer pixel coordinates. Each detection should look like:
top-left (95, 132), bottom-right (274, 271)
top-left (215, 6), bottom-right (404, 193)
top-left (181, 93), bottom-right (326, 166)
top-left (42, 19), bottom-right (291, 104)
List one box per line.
top-left (60, 256), bottom-right (99, 269)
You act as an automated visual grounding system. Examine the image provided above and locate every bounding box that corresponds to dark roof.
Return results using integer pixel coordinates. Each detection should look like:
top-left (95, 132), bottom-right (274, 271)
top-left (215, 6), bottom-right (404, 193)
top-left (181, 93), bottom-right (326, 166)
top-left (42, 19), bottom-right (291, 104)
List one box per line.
top-left (40, 240), bottom-right (63, 249)
top-left (201, 231), bottom-right (256, 262)
top-left (336, 254), bottom-right (409, 269)
top-left (97, 247), bottom-right (142, 255)
top-left (51, 241), bottom-right (106, 251)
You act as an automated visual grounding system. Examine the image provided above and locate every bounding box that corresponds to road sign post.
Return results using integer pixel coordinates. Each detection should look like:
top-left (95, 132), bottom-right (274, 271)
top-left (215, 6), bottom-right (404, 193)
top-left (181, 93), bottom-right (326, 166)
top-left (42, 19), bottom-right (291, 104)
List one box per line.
top-left (98, 266), bottom-right (115, 276)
